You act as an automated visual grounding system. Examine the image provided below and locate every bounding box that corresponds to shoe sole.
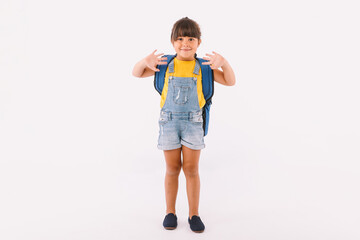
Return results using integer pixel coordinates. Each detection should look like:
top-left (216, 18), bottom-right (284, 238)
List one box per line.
top-left (164, 226), bottom-right (177, 230)
top-left (192, 230), bottom-right (204, 233)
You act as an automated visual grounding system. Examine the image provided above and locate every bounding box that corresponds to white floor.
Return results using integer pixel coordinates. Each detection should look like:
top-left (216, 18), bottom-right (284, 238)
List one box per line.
top-left (1, 142), bottom-right (359, 240)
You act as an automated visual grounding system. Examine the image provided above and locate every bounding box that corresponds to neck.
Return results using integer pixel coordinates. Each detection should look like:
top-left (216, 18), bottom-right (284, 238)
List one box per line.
top-left (175, 53), bottom-right (197, 61)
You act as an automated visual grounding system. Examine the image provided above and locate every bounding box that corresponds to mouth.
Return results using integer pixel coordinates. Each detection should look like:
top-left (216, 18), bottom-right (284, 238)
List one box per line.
top-left (180, 49), bottom-right (191, 51)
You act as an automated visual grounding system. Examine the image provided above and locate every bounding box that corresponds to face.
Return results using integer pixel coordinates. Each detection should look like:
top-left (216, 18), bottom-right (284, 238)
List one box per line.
top-left (172, 36), bottom-right (201, 61)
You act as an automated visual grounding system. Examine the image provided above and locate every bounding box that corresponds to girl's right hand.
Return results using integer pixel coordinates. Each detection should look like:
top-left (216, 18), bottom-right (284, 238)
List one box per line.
top-left (144, 50), bottom-right (167, 72)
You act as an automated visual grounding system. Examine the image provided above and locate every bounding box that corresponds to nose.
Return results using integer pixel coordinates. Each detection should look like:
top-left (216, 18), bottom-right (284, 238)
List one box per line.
top-left (182, 39), bottom-right (190, 46)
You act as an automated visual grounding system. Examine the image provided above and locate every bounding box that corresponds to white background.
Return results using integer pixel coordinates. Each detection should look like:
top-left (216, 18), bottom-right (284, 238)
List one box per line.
top-left (1, 0), bottom-right (360, 239)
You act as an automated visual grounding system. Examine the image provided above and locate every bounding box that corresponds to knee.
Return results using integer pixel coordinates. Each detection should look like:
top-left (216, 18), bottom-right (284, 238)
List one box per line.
top-left (166, 165), bottom-right (181, 176)
top-left (182, 165), bottom-right (198, 178)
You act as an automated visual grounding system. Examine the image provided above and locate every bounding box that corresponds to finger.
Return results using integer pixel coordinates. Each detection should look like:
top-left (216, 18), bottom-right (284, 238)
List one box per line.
top-left (212, 51), bottom-right (218, 55)
top-left (148, 65), bottom-right (160, 72)
top-left (210, 64), bottom-right (218, 69)
top-left (201, 61), bottom-right (211, 65)
top-left (203, 57), bottom-right (212, 62)
top-left (157, 61), bottom-right (168, 65)
top-left (152, 49), bottom-right (158, 54)
top-left (205, 59), bottom-right (214, 64)
top-left (206, 53), bottom-right (214, 57)
top-left (156, 52), bottom-right (164, 57)
top-left (157, 57), bottom-right (167, 64)
top-left (203, 57), bottom-right (211, 61)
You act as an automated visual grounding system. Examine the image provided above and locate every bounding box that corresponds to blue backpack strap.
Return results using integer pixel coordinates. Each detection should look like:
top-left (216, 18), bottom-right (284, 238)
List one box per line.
top-left (154, 55), bottom-right (175, 95)
top-left (196, 57), bottom-right (214, 101)
top-left (196, 57), bottom-right (214, 136)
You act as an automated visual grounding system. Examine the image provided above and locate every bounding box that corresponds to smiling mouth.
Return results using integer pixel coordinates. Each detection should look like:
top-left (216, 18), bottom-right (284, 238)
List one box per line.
top-left (181, 49), bottom-right (191, 51)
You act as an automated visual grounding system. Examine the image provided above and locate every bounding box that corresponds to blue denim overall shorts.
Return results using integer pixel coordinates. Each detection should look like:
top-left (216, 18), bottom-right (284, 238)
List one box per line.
top-left (157, 59), bottom-right (205, 150)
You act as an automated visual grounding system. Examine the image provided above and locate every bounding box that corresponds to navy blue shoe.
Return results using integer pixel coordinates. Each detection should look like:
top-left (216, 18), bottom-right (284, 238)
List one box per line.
top-left (188, 215), bottom-right (205, 233)
top-left (163, 213), bottom-right (177, 230)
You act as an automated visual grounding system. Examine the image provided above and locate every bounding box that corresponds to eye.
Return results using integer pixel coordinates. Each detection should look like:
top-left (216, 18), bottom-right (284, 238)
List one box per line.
top-left (177, 37), bottom-right (183, 41)
top-left (189, 38), bottom-right (194, 41)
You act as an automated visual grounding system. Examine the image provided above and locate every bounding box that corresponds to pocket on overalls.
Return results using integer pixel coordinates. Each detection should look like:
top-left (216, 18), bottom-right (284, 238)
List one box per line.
top-left (173, 85), bottom-right (190, 105)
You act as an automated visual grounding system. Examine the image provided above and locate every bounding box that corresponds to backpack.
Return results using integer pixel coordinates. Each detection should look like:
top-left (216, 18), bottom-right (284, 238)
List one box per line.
top-left (154, 54), bottom-right (214, 136)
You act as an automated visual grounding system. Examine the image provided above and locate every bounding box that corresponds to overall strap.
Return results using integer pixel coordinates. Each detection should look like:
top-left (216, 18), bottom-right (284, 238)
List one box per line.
top-left (193, 60), bottom-right (201, 75)
top-left (168, 58), bottom-right (175, 73)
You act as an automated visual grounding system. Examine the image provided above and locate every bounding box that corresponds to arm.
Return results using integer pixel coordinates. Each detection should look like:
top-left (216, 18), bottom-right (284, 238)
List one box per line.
top-left (132, 58), bottom-right (157, 78)
top-left (202, 52), bottom-right (236, 86)
top-left (132, 50), bottom-right (167, 78)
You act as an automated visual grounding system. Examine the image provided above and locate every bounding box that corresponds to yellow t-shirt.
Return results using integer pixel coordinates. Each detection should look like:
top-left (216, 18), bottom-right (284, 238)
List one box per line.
top-left (160, 58), bottom-right (206, 109)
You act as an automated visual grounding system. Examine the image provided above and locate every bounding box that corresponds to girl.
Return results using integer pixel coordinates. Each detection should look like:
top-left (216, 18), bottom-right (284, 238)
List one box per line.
top-left (132, 17), bottom-right (235, 233)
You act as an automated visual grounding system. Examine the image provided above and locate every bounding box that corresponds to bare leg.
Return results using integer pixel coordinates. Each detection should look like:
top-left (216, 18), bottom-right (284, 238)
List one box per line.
top-left (163, 148), bottom-right (182, 215)
top-left (182, 145), bottom-right (201, 218)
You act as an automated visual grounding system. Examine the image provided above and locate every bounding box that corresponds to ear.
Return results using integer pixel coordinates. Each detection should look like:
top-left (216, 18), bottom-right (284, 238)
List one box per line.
top-left (198, 39), bottom-right (202, 46)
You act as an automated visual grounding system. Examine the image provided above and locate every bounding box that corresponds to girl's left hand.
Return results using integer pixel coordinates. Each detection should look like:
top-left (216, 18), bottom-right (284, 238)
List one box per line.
top-left (202, 51), bottom-right (226, 69)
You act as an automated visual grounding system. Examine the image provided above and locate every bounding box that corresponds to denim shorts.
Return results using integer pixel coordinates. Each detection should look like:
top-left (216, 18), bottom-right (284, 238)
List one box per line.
top-left (157, 110), bottom-right (205, 150)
